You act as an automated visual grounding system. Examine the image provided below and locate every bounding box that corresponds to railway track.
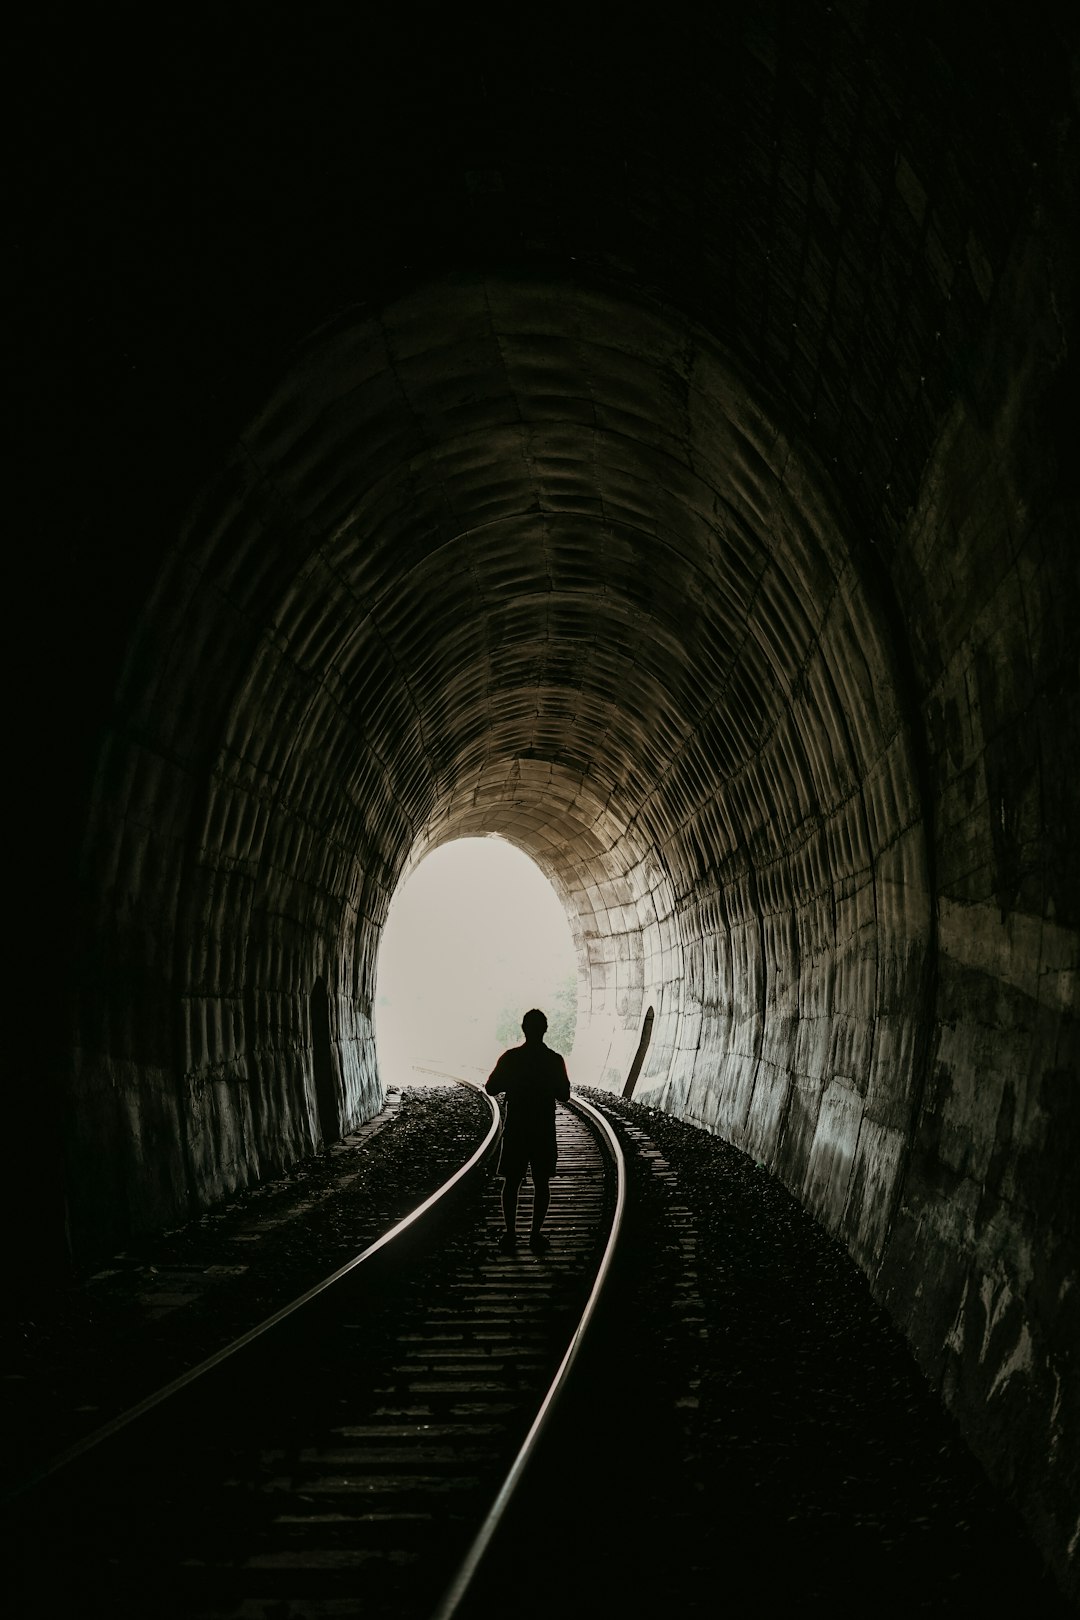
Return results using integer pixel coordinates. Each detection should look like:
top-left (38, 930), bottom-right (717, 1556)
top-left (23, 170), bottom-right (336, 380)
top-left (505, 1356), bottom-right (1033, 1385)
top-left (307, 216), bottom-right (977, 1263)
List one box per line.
top-left (9, 1081), bottom-right (624, 1620)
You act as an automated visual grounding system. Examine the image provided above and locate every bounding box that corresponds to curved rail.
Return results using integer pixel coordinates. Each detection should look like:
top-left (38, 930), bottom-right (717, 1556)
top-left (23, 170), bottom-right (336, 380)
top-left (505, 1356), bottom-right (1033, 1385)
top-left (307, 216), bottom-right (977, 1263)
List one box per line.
top-left (11, 1077), bottom-right (500, 1498)
top-left (13, 1074), bottom-right (624, 1620)
top-left (430, 1090), bottom-right (626, 1620)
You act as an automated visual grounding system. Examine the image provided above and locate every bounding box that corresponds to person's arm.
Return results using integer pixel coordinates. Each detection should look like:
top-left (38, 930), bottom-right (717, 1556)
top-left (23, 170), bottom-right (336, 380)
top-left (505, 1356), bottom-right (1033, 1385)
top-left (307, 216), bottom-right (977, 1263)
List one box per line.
top-left (485, 1052), bottom-right (509, 1095)
top-left (554, 1054), bottom-right (571, 1102)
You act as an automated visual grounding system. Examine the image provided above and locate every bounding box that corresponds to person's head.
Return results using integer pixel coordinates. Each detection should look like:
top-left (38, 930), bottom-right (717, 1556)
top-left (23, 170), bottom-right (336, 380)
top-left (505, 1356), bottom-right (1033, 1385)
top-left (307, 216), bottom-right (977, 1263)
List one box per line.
top-left (521, 1008), bottom-right (547, 1042)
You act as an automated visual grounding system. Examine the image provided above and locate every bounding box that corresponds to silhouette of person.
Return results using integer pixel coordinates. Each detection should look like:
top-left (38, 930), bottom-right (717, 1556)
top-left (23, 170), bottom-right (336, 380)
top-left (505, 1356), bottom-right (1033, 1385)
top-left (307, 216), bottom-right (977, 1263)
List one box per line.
top-left (485, 1008), bottom-right (571, 1253)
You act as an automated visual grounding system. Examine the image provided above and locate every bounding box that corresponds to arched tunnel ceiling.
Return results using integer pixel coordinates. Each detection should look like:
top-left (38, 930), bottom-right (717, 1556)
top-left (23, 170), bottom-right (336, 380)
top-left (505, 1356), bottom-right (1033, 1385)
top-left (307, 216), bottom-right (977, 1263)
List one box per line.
top-left (133, 274), bottom-right (909, 984)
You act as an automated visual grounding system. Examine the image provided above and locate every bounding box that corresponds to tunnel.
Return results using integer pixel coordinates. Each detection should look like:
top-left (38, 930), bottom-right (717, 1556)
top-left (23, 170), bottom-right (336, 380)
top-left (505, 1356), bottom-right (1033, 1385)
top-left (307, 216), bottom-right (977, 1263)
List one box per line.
top-left (10, 0), bottom-right (1077, 1597)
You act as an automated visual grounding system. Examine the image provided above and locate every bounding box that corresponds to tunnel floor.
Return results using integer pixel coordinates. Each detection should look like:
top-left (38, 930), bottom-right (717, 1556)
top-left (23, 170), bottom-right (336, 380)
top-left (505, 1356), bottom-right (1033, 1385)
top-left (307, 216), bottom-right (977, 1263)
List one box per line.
top-left (503, 1090), bottom-right (1072, 1617)
top-left (4, 1083), bottom-right (1069, 1614)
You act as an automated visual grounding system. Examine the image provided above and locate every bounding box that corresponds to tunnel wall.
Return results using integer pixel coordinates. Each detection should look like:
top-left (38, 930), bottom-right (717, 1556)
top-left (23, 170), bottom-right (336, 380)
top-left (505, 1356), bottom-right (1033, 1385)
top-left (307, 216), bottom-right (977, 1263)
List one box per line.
top-left (625, 413), bottom-right (933, 1282)
top-left (642, 179), bottom-right (1078, 1582)
top-left (67, 500), bottom-right (392, 1247)
top-left (871, 188), bottom-right (1078, 1569)
top-left (656, 579), bottom-right (929, 1286)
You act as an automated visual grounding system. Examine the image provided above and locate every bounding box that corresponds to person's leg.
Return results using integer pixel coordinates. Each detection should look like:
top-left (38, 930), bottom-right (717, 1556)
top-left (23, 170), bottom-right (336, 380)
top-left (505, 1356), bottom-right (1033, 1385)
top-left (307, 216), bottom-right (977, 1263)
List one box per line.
top-left (530, 1175), bottom-right (550, 1235)
top-left (501, 1174), bottom-right (522, 1240)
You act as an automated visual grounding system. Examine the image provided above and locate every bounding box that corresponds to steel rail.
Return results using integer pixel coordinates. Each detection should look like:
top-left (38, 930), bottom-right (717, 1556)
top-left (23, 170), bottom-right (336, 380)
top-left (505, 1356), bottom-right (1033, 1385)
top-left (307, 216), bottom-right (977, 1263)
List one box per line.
top-left (429, 1090), bottom-right (627, 1620)
top-left (9, 1077), bottom-right (500, 1499)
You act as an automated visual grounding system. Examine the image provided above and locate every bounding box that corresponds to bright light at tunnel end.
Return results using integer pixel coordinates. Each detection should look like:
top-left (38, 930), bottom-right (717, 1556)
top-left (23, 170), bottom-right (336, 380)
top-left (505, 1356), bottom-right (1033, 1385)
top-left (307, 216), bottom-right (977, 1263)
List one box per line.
top-left (374, 837), bottom-right (579, 1087)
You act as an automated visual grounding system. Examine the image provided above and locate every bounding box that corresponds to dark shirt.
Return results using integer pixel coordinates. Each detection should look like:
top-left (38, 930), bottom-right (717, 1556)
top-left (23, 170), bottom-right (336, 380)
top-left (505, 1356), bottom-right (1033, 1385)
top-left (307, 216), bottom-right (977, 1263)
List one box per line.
top-left (485, 1039), bottom-right (571, 1154)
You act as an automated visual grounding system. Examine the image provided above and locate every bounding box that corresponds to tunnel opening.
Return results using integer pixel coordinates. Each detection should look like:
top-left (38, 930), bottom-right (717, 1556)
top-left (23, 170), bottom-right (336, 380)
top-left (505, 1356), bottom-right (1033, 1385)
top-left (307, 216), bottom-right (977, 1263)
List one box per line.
top-left (374, 835), bottom-right (579, 1086)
